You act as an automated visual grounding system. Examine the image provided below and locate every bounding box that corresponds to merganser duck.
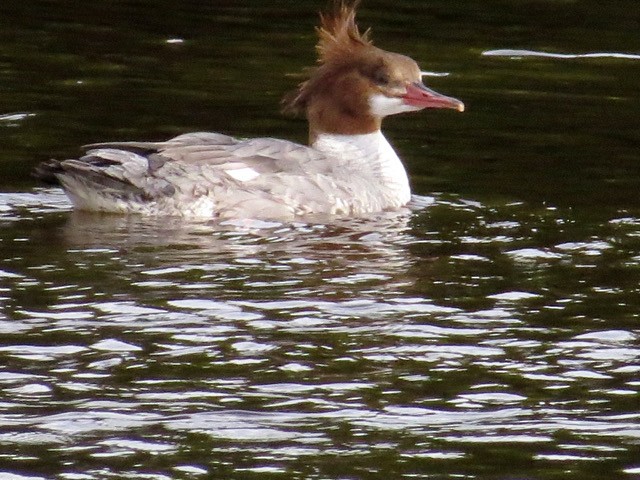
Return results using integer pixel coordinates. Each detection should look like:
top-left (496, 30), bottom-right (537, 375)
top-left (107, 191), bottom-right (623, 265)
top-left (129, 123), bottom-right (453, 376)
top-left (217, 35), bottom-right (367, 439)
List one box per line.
top-left (35, 1), bottom-right (464, 219)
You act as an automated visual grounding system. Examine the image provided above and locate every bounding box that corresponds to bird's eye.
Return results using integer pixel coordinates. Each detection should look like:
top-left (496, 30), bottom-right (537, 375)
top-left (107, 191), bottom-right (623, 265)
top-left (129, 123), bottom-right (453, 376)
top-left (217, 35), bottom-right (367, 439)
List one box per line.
top-left (372, 70), bottom-right (390, 86)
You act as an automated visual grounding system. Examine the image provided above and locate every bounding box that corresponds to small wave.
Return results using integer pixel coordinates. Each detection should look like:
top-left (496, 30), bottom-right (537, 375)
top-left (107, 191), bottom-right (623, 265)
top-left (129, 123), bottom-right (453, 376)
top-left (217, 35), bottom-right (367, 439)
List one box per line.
top-left (483, 49), bottom-right (640, 60)
top-left (0, 112), bottom-right (36, 128)
top-left (0, 112), bottom-right (36, 122)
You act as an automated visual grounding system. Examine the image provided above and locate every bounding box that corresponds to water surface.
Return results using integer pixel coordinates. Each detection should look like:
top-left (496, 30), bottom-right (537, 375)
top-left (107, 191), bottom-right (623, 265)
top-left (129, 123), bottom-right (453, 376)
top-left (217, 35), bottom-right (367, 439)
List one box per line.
top-left (1, 1), bottom-right (639, 479)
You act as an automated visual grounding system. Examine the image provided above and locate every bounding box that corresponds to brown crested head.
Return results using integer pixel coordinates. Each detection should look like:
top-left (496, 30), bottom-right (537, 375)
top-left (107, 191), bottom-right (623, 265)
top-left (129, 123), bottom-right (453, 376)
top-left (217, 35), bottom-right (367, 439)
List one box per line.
top-left (282, 1), bottom-right (464, 142)
top-left (282, 1), bottom-right (373, 115)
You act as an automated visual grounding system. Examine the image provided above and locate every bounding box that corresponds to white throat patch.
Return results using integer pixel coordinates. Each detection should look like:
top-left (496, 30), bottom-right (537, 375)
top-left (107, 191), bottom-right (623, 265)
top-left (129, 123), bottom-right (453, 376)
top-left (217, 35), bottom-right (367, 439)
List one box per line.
top-left (369, 93), bottom-right (421, 117)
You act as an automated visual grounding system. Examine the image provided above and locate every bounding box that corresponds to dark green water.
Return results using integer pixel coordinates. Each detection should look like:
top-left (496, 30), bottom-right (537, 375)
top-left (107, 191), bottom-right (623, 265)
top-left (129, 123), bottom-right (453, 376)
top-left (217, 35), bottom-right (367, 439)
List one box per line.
top-left (1, 1), bottom-right (639, 479)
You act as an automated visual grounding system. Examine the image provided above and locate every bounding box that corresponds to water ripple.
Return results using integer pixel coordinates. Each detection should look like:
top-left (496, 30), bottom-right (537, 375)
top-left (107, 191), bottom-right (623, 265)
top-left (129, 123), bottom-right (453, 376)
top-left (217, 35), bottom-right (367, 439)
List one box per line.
top-left (484, 49), bottom-right (640, 60)
top-left (1, 191), bottom-right (640, 478)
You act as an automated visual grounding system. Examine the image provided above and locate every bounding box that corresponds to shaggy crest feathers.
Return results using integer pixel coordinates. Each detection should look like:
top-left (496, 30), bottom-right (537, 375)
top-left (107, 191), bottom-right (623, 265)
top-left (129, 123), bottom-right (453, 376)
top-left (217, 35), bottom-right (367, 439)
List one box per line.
top-left (316, 0), bottom-right (372, 64)
top-left (282, 1), bottom-right (374, 116)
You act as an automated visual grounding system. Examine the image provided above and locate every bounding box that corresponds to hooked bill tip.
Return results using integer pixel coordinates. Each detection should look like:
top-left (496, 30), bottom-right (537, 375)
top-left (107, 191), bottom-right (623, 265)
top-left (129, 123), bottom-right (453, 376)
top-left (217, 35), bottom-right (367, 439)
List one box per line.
top-left (456, 102), bottom-right (465, 112)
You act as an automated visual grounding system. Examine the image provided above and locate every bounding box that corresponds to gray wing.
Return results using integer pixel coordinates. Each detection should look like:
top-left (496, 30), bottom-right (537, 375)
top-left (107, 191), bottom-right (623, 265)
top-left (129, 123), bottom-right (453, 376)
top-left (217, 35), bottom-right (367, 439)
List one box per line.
top-left (80, 131), bottom-right (330, 176)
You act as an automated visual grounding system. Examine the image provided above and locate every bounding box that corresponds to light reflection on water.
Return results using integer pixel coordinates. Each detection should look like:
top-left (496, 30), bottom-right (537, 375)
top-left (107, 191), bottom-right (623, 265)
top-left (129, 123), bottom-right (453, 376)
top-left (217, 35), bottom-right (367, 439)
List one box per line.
top-left (483, 49), bottom-right (640, 60)
top-left (1, 189), bottom-right (639, 479)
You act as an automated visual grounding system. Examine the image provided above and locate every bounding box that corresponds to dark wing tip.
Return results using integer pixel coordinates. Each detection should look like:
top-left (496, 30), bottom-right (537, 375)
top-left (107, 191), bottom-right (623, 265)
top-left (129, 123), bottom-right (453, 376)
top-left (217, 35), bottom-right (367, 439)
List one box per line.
top-left (32, 159), bottom-right (63, 185)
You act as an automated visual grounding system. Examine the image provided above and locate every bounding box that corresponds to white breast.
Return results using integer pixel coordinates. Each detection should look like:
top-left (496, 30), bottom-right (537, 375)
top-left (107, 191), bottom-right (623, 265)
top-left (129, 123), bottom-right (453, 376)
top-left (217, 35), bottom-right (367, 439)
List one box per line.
top-left (313, 131), bottom-right (411, 207)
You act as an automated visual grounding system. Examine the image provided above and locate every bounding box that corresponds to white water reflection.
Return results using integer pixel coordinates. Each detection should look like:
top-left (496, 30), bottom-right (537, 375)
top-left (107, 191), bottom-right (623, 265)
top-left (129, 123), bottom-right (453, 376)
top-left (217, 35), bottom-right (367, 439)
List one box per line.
top-left (483, 49), bottom-right (640, 60)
